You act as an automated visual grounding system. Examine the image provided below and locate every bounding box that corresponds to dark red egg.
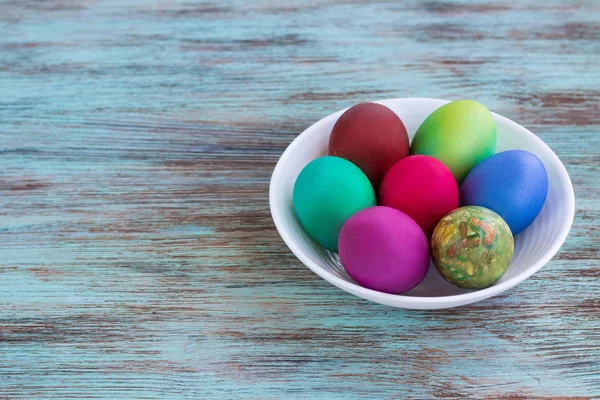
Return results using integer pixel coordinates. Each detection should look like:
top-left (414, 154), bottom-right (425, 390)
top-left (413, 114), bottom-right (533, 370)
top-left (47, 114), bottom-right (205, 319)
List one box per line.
top-left (329, 103), bottom-right (409, 188)
top-left (379, 155), bottom-right (459, 238)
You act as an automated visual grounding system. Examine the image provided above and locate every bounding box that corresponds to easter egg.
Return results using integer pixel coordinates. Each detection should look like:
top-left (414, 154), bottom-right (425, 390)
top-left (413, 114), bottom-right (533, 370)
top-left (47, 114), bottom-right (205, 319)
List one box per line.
top-left (410, 100), bottom-right (496, 183)
top-left (293, 156), bottom-right (376, 252)
top-left (379, 155), bottom-right (459, 238)
top-left (431, 206), bottom-right (514, 289)
top-left (460, 150), bottom-right (548, 235)
top-left (329, 102), bottom-right (409, 188)
top-left (338, 206), bottom-right (429, 294)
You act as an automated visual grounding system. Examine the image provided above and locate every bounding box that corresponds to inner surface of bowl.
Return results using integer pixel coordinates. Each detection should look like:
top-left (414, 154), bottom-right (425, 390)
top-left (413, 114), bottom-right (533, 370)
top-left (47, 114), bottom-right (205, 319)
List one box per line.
top-left (270, 98), bottom-right (574, 308)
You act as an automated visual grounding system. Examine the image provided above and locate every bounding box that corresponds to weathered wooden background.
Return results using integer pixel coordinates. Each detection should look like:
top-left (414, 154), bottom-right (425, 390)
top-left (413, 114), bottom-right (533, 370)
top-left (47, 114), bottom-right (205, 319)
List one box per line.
top-left (0, 0), bottom-right (598, 398)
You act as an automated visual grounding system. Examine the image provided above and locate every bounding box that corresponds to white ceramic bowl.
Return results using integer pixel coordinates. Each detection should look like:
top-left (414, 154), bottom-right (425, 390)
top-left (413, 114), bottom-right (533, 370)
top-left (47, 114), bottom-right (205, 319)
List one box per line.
top-left (269, 98), bottom-right (574, 309)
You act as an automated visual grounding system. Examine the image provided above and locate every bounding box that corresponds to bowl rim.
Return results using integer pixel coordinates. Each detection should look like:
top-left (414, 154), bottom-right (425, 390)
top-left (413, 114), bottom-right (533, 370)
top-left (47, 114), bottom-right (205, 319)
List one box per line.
top-left (269, 97), bottom-right (575, 308)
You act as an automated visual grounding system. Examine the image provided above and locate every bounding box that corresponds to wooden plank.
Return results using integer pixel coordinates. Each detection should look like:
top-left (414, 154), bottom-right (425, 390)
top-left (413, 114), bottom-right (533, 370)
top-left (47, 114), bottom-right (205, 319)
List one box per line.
top-left (0, 0), bottom-right (598, 398)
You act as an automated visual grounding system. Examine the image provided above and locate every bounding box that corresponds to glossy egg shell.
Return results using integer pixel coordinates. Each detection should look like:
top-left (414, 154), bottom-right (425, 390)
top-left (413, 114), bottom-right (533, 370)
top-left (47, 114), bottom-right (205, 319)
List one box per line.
top-left (293, 156), bottom-right (376, 252)
top-left (460, 150), bottom-right (548, 235)
top-left (338, 206), bottom-right (430, 294)
top-left (410, 100), bottom-right (496, 183)
top-left (378, 155), bottom-right (459, 238)
top-left (329, 102), bottom-right (409, 188)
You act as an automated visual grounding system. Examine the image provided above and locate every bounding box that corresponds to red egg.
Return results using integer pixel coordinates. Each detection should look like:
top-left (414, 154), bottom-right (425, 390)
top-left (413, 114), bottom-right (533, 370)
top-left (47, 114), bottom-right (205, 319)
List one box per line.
top-left (329, 103), bottom-right (409, 188)
top-left (379, 155), bottom-right (459, 237)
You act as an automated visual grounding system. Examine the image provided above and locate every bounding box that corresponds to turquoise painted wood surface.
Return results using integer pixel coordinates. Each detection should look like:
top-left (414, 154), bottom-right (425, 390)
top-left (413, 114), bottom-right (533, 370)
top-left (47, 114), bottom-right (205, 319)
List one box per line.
top-left (0, 0), bottom-right (598, 398)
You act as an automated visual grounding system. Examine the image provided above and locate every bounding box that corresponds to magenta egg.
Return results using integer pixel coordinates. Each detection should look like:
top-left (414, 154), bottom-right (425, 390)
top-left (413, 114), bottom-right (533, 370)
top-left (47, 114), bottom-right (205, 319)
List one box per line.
top-left (338, 206), bottom-right (430, 294)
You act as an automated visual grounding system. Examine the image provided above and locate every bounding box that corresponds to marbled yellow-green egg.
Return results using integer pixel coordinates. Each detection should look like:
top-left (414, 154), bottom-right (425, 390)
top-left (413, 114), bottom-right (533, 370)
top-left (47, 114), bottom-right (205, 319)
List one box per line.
top-left (431, 206), bottom-right (514, 289)
top-left (410, 100), bottom-right (496, 183)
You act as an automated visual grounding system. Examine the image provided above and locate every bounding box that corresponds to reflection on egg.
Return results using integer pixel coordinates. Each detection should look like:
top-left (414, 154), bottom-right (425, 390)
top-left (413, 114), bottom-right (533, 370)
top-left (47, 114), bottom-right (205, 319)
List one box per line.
top-left (410, 100), bottom-right (496, 183)
top-left (460, 150), bottom-right (548, 235)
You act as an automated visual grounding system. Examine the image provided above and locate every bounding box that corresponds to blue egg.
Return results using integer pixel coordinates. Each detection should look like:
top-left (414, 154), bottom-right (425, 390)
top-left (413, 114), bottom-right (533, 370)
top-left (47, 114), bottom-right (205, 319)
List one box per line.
top-left (460, 150), bottom-right (548, 235)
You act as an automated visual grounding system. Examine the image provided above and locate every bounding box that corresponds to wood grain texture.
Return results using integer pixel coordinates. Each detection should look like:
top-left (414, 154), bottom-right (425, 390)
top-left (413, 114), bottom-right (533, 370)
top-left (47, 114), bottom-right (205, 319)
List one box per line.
top-left (0, 0), bottom-right (598, 398)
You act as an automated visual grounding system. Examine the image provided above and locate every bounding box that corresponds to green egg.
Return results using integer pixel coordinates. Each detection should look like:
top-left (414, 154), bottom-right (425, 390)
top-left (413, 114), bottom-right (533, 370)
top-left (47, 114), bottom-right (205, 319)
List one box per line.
top-left (431, 206), bottom-right (514, 289)
top-left (293, 156), bottom-right (376, 252)
top-left (410, 100), bottom-right (496, 183)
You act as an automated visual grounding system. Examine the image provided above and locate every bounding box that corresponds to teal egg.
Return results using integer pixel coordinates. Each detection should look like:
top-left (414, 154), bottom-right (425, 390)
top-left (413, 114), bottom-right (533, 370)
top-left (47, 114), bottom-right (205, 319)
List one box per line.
top-left (293, 156), bottom-right (376, 252)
